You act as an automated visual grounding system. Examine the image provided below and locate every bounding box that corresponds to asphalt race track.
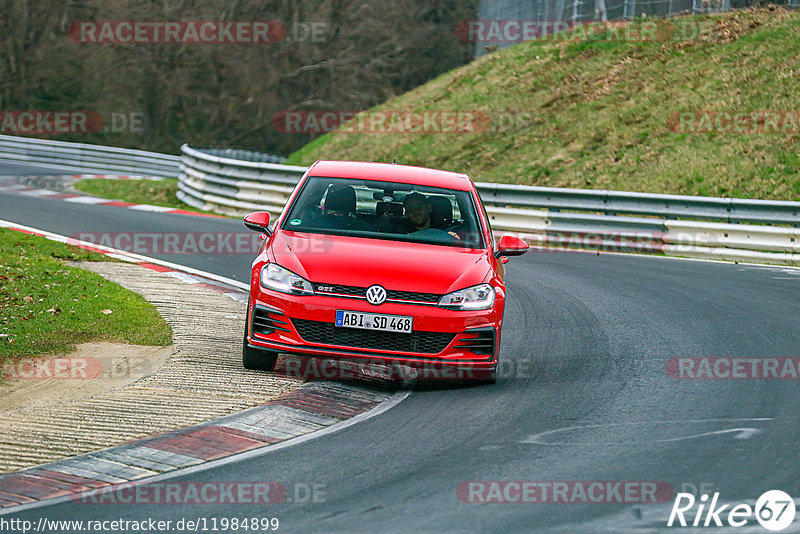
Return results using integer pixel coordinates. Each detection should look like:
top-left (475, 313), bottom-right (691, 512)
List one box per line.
top-left (2, 162), bottom-right (800, 532)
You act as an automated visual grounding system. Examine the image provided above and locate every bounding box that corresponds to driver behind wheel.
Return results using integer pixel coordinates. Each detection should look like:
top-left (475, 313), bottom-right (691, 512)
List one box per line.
top-left (402, 192), bottom-right (433, 232)
top-left (398, 192), bottom-right (460, 240)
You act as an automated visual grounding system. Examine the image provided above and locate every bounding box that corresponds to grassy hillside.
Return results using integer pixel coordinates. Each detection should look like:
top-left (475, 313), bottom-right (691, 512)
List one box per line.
top-left (287, 8), bottom-right (800, 200)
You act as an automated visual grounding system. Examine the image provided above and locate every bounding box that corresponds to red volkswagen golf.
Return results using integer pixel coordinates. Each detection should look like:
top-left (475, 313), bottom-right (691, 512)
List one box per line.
top-left (242, 161), bottom-right (528, 384)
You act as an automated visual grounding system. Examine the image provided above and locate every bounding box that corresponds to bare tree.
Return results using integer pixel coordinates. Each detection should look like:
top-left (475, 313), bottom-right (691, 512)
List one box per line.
top-left (0, 0), bottom-right (476, 154)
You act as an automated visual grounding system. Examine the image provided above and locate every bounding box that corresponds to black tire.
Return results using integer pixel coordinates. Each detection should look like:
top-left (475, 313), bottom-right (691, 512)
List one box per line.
top-left (242, 327), bottom-right (279, 371)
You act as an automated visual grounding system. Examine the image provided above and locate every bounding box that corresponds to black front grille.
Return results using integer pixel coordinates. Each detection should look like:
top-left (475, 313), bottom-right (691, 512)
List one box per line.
top-left (387, 289), bottom-right (440, 303)
top-left (313, 283), bottom-right (440, 304)
top-left (252, 306), bottom-right (290, 336)
top-left (292, 319), bottom-right (455, 354)
top-left (454, 327), bottom-right (496, 356)
top-left (314, 283), bottom-right (364, 297)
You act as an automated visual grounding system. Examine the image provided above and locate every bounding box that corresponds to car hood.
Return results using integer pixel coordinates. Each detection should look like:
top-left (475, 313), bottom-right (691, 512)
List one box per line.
top-left (269, 231), bottom-right (492, 294)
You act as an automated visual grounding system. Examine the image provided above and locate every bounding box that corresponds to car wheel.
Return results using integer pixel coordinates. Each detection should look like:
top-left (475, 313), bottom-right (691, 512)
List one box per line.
top-left (242, 327), bottom-right (279, 371)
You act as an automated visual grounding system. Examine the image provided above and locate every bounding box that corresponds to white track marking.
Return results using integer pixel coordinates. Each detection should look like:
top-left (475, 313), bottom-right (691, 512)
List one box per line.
top-left (522, 418), bottom-right (773, 445)
top-left (128, 204), bottom-right (175, 212)
top-left (63, 196), bottom-right (113, 204)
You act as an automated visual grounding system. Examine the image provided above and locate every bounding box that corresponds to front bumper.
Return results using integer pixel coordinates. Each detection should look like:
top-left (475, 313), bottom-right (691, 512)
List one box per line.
top-left (246, 287), bottom-right (502, 371)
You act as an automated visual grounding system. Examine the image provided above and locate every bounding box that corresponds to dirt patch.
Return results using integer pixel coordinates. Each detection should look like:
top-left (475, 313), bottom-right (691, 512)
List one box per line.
top-left (584, 55), bottom-right (634, 103)
top-left (696, 6), bottom-right (785, 44)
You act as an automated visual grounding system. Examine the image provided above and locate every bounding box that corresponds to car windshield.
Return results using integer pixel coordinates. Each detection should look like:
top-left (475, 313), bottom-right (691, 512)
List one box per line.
top-left (281, 176), bottom-right (485, 249)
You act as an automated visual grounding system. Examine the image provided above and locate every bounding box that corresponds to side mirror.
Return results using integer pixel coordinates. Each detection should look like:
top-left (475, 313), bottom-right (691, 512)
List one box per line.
top-left (244, 212), bottom-right (272, 234)
top-left (495, 235), bottom-right (529, 258)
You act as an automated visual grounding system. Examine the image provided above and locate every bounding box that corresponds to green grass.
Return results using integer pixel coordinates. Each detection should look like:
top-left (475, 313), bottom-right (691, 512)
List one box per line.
top-left (286, 8), bottom-right (800, 200)
top-left (0, 228), bottom-right (172, 366)
top-left (74, 178), bottom-right (222, 215)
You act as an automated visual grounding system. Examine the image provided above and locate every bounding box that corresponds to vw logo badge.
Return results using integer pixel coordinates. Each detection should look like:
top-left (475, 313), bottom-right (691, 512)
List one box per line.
top-left (366, 285), bottom-right (387, 305)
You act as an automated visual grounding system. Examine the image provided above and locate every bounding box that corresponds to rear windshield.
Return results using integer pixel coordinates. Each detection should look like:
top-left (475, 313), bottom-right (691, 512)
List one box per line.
top-left (280, 176), bottom-right (485, 249)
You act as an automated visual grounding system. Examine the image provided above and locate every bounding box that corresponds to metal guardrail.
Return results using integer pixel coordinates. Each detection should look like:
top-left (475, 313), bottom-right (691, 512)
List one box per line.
top-left (477, 183), bottom-right (800, 226)
top-left (178, 144), bottom-right (799, 265)
top-left (2, 135), bottom-right (793, 264)
top-left (194, 147), bottom-right (286, 165)
top-left (0, 134), bottom-right (179, 178)
top-left (177, 144), bottom-right (307, 216)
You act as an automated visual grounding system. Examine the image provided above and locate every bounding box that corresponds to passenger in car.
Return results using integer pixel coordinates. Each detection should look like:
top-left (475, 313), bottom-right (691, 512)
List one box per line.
top-left (428, 195), bottom-right (453, 230)
top-left (308, 185), bottom-right (366, 231)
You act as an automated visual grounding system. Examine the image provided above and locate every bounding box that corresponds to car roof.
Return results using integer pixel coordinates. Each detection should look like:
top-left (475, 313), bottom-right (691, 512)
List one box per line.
top-left (307, 160), bottom-right (474, 191)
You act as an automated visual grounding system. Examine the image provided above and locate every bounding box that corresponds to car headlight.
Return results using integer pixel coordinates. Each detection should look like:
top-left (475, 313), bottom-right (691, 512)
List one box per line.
top-left (260, 263), bottom-right (314, 295)
top-left (438, 283), bottom-right (495, 310)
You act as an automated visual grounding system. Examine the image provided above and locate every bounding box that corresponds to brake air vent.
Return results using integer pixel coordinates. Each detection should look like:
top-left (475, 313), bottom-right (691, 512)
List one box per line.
top-left (454, 327), bottom-right (496, 356)
top-left (251, 306), bottom-right (290, 336)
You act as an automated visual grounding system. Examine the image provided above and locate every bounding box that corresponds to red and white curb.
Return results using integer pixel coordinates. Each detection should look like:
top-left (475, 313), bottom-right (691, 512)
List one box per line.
top-left (0, 175), bottom-right (225, 219)
top-left (0, 218), bottom-right (408, 513)
top-left (0, 383), bottom-right (405, 512)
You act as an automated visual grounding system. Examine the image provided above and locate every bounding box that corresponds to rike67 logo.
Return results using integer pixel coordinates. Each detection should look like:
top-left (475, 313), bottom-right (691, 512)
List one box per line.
top-left (668, 490), bottom-right (796, 531)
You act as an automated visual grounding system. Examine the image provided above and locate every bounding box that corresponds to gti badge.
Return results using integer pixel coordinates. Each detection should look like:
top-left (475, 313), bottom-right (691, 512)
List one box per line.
top-left (366, 285), bottom-right (387, 305)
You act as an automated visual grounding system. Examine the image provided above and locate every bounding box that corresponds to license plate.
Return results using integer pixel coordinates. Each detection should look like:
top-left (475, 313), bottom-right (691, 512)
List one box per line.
top-left (335, 310), bottom-right (413, 334)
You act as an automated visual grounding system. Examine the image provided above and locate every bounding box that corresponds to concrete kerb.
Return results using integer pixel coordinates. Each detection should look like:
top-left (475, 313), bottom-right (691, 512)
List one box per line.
top-left (0, 222), bottom-right (407, 512)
